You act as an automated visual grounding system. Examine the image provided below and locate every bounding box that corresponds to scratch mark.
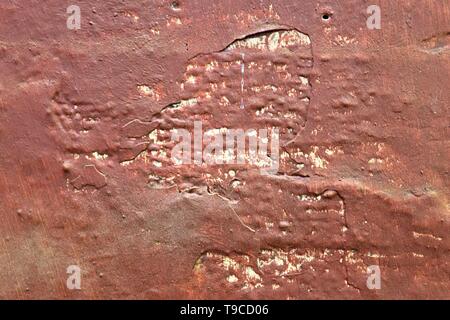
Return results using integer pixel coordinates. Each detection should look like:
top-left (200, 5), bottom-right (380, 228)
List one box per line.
top-left (240, 52), bottom-right (245, 109)
top-left (212, 192), bottom-right (256, 233)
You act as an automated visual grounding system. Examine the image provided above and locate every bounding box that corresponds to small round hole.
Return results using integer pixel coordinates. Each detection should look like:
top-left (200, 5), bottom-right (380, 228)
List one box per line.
top-left (322, 14), bottom-right (331, 21)
top-left (171, 1), bottom-right (180, 10)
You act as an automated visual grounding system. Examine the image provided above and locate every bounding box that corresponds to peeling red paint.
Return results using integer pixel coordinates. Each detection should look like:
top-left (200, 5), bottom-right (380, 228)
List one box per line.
top-left (0, 0), bottom-right (449, 299)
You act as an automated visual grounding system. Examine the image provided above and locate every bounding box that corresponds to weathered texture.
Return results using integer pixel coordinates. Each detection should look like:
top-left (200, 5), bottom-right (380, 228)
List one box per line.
top-left (0, 0), bottom-right (449, 299)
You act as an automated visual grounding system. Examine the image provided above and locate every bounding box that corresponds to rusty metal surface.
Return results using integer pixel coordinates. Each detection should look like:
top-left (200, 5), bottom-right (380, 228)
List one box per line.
top-left (0, 0), bottom-right (449, 299)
